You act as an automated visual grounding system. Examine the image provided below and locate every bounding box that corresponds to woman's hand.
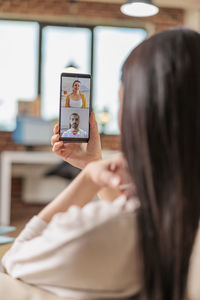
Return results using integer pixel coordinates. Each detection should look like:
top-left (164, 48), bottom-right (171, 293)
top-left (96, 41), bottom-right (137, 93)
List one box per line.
top-left (85, 153), bottom-right (135, 201)
top-left (38, 153), bottom-right (131, 223)
top-left (51, 112), bottom-right (102, 169)
top-left (84, 153), bottom-right (127, 190)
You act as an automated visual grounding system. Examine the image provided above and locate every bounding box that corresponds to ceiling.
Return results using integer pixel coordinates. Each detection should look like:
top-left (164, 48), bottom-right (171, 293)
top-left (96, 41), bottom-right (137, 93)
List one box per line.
top-left (77, 0), bottom-right (200, 10)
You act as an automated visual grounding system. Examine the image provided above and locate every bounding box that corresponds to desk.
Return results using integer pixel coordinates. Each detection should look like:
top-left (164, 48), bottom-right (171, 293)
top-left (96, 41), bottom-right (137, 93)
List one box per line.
top-left (0, 150), bottom-right (117, 226)
top-left (0, 151), bottom-right (62, 226)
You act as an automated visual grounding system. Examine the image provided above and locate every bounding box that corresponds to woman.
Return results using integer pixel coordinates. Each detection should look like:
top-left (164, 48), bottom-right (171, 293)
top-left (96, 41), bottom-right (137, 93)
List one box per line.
top-left (65, 80), bottom-right (87, 108)
top-left (2, 28), bottom-right (200, 300)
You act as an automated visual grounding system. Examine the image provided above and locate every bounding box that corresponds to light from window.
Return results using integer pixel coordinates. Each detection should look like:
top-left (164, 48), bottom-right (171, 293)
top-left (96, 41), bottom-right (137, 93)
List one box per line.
top-left (93, 26), bottom-right (147, 134)
top-left (0, 21), bottom-right (39, 131)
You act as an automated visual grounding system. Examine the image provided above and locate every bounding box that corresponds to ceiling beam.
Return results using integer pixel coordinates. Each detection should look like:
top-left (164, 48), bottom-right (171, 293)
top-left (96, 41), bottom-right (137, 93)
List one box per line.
top-left (77, 0), bottom-right (200, 10)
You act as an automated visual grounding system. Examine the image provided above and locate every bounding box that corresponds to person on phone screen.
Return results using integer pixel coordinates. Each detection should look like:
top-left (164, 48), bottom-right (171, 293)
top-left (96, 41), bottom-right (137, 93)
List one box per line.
top-left (62, 113), bottom-right (87, 138)
top-left (65, 80), bottom-right (87, 108)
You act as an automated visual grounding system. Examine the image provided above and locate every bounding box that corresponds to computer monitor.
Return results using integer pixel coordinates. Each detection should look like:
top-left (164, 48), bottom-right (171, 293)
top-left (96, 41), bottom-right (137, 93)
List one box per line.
top-left (12, 116), bottom-right (53, 147)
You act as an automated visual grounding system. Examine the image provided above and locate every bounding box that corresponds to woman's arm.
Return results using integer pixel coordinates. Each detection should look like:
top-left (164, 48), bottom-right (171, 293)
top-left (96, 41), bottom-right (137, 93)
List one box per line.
top-left (38, 155), bottom-right (123, 223)
top-left (38, 167), bottom-right (98, 223)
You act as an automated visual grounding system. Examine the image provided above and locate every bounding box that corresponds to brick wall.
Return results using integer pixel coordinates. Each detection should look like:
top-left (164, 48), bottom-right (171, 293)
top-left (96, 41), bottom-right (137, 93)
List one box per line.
top-left (0, 131), bottom-right (120, 152)
top-left (0, 131), bottom-right (52, 153)
top-left (0, 0), bottom-right (183, 31)
top-left (0, 131), bottom-right (25, 152)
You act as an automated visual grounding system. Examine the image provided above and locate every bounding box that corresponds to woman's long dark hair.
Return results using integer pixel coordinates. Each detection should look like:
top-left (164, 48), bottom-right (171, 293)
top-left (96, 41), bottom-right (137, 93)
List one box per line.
top-left (121, 28), bottom-right (200, 300)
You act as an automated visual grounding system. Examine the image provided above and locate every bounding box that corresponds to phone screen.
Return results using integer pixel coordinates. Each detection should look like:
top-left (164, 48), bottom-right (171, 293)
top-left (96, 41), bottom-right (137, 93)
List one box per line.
top-left (59, 73), bottom-right (91, 143)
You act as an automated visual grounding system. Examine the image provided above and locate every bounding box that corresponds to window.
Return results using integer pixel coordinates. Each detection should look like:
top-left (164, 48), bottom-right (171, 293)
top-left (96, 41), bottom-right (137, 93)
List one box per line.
top-left (93, 26), bottom-right (147, 134)
top-left (0, 21), bottom-right (39, 130)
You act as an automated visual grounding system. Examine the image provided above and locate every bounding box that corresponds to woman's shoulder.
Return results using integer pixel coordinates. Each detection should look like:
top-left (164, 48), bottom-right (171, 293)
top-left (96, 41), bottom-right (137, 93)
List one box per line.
top-left (46, 195), bottom-right (138, 237)
top-left (80, 93), bottom-right (86, 98)
top-left (66, 93), bottom-right (72, 98)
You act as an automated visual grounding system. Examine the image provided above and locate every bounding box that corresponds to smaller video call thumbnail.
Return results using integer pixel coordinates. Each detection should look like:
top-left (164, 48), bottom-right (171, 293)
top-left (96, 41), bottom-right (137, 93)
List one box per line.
top-left (60, 108), bottom-right (89, 139)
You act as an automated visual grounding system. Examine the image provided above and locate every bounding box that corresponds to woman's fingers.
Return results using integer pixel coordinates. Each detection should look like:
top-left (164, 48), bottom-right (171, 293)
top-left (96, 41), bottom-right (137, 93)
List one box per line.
top-left (53, 124), bottom-right (59, 135)
top-left (52, 141), bottom-right (64, 153)
top-left (105, 153), bottom-right (125, 171)
top-left (99, 170), bottom-right (121, 187)
top-left (101, 153), bottom-right (126, 187)
top-left (51, 134), bottom-right (60, 146)
top-left (87, 156), bottom-right (124, 188)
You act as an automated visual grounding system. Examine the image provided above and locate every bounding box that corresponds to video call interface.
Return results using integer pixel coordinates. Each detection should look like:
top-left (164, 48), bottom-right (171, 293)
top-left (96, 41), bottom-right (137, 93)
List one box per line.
top-left (60, 74), bottom-right (90, 140)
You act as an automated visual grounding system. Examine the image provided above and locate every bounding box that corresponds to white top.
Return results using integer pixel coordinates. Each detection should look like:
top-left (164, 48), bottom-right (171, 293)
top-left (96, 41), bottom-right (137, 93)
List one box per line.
top-left (62, 128), bottom-right (87, 138)
top-left (2, 195), bottom-right (200, 300)
top-left (69, 98), bottom-right (83, 108)
top-left (2, 196), bottom-right (142, 299)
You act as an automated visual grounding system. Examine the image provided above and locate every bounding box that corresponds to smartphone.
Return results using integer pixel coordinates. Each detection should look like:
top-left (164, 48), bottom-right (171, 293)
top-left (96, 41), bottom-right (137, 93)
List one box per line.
top-left (59, 72), bottom-right (91, 143)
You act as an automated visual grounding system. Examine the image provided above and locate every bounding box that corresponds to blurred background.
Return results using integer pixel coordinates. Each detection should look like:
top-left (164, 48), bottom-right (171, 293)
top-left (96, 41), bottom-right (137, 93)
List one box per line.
top-left (0, 0), bottom-right (199, 236)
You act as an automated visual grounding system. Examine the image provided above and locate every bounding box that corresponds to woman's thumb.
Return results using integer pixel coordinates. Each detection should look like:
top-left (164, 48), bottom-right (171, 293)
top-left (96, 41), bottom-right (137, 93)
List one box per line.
top-left (89, 112), bottom-right (99, 139)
